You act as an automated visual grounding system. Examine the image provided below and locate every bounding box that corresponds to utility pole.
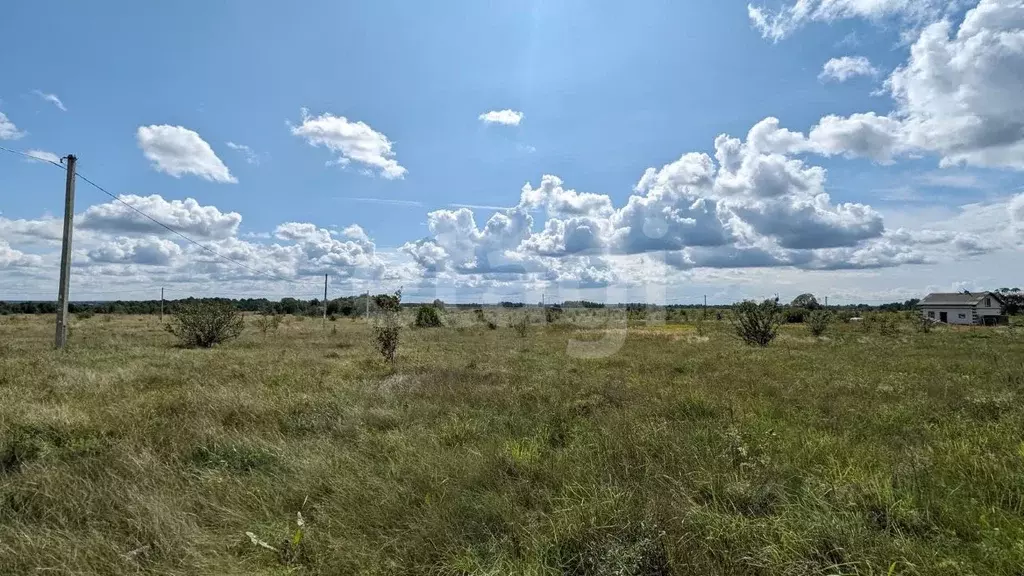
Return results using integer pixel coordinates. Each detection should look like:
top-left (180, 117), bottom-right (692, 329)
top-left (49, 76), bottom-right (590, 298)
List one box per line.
top-left (322, 274), bottom-right (328, 328)
top-left (160, 287), bottom-right (164, 322)
top-left (365, 290), bottom-right (370, 321)
top-left (703, 294), bottom-right (707, 319)
top-left (54, 154), bottom-right (76, 349)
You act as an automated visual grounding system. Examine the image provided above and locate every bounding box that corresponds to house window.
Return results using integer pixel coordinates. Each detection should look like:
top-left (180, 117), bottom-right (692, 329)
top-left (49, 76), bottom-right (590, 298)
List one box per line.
top-left (958, 313), bottom-right (966, 319)
top-left (928, 311), bottom-right (935, 319)
top-left (986, 298), bottom-right (991, 307)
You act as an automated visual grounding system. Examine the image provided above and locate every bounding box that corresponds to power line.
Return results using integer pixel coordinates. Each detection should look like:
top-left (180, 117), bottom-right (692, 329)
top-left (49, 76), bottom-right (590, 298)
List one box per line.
top-left (72, 172), bottom-right (313, 285)
top-left (1, 146), bottom-right (322, 288)
top-left (0, 145), bottom-right (66, 169)
top-left (1, 146), bottom-right (330, 288)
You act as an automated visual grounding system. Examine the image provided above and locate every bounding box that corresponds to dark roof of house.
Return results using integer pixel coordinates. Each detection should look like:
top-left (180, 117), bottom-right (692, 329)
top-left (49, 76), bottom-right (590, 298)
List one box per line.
top-left (920, 292), bottom-right (1003, 306)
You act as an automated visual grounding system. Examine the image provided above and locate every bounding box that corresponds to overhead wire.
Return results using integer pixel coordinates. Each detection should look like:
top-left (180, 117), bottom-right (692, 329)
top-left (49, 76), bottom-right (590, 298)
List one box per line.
top-left (0, 145), bottom-right (324, 288)
top-left (0, 145), bottom-right (66, 169)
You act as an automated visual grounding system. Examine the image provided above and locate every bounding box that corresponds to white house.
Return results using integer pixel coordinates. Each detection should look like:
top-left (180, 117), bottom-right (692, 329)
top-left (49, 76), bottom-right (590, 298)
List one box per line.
top-left (919, 292), bottom-right (1005, 325)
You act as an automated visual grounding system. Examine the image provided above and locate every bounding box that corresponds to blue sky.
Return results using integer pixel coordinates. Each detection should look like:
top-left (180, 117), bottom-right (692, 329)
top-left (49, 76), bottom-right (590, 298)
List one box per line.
top-left (2, 0), bottom-right (1023, 303)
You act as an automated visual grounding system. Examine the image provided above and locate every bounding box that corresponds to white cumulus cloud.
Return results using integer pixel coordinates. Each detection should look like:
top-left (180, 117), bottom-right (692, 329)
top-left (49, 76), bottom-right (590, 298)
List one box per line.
top-left (0, 112), bottom-right (25, 140)
top-left (290, 108), bottom-right (406, 180)
top-left (87, 236), bottom-right (184, 266)
top-left (792, 1), bottom-right (1024, 171)
top-left (478, 109), bottom-right (524, 126)
top-left (808, 113), bottom-right (908, 163)
top-left (403, 116), bottom-right (898, 279)
top-left (819, 56), bottom-right (879, 82)
top-left (136, 125), bottom-right (237, 183)
top-left (79, 194), bottom-right (242, 239)
top-left (886, 0), bottom-right (1024, 170)
top-left (0, 239), bottom-right (42, 268)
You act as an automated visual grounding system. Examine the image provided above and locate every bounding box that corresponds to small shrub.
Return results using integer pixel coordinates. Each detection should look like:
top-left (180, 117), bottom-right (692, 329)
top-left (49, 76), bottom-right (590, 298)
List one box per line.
top-left (730, 299), bottom-right (782, 347)
top-left (865, 313), bottom-right (899, 336)
top-left (916, 313), bottom-right (933, 333)
top-left (545, 306), bottom-right (563, 324)
top-left (166, 300), bottom-right (244, 348)
top-left (784, 307), bottom-right (809, 323)
top-left (254, 313), bottom-right (281, 335)
top-left (76, 310), bottom-right (95, 320)
top-left (807, 309), bottom-right (831, 337)
top-left (511, 313), bottom-right (530, 337)
top-left (372, 289), bottom-right (402, 365)
top-left (415, 305), bottom-right (443, 328)
top-left (695, 311), bottom-right (707, 336)
top-left (486, 320), bottom-right (497, 330)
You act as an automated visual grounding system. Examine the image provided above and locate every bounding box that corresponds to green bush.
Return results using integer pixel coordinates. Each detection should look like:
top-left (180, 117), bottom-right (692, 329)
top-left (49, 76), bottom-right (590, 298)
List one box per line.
top-left (730, 299), bottom-right (782, 347)
top-left (511, 313), bottom-right (530, 337)
top-left (916, 312), bottom-right (933, 333)
top-left (253, 313), bottom-right (281, 335)
top-left (166, 300), bottom-right (244, 348)
top-left (415, 305), bottom-right (443, 328)
top-left (864, 312), bottom-right (899, 336)
top-left (807, 309), bottom-right (831, 337)
top-left (784, 307), bottom-right (809, 323)
top-left (545, 306), bottom-right (563, 324)
top-left (373, 290), bottom-right (402, 365)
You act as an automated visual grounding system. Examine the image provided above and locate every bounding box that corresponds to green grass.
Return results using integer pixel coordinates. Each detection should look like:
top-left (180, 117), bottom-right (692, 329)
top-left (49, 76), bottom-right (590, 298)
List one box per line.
top-left (1, 312), bottom-right (1023, 575)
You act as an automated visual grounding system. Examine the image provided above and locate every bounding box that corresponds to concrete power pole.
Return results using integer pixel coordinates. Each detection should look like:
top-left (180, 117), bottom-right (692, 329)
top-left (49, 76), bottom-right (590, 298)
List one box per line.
top-left (54, 155), bottom-right (77, 349)
top-left (322, 274), bottom-right (328, 328)
top-left (160, 287), bottom-right (164, 322)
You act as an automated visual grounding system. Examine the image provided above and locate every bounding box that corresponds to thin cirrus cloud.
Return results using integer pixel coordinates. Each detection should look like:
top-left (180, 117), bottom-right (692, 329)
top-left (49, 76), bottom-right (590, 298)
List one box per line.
top-left (478, 109), bottom-right (524, 126)
top-left (32, 90), bottom-right (67, 112)
top-left (25, 150), bottom-right (61, 165)
top-left (337, 197), bottom-right (510, 211)
top-left (338, 197), bottom-right (425, 207)
top-left (290, 108), bottom-right (406, 180)
top-left (819, 56), bottom-right (878, 82)
top-left (225, 141), bottom-right (260, 165)
top-left (749, 0), bottom-right (954, 41)
top-left (136, 125), bottom-right (237, 183)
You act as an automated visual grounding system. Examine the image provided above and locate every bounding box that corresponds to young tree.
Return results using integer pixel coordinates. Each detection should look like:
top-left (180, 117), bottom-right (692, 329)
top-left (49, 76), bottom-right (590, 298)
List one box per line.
top-left (511, 313), bottom-right (530, 337)
top-left (807, 309), bottom-right (831, 337)
top-left (731, 298), bottom-right (783, 346)
top-left (415, 305), bottom-right (443, 328)
top-left (790, 293), bottom-right (820, 310)
top-left (166, 300), bottom-right (244, 348)
top-left (996, 288), bottom-right (1023, 315)
top-left (373, 289), bottom-right (402, 365)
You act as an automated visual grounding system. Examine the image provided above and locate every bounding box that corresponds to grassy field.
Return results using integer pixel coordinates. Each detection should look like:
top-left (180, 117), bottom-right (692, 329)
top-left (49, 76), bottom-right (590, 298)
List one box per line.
top-left (1, 311), bottom-right (1023, 575)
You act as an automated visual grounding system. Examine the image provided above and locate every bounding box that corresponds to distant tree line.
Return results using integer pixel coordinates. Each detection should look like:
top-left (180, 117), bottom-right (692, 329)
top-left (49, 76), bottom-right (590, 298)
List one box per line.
top-left (0, 295), bottom-right (376, 317)
top-left (1, 288), bottom-right (1020, 317)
